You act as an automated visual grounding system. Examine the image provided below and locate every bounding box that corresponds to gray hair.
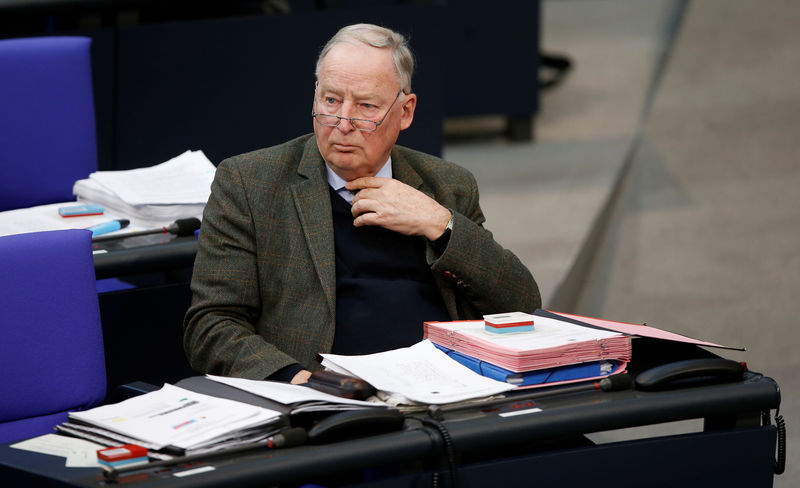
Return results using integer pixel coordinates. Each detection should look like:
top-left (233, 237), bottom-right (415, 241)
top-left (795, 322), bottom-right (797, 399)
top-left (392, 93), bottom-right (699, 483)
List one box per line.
top-left (315, 23), bottom-right (414, 94)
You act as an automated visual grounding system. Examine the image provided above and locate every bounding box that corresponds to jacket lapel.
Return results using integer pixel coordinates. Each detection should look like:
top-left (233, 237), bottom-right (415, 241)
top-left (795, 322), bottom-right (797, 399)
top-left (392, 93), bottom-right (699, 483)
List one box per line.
top-left (391, 148), bottom-right (425, 193)
top-left (291, 138), bottom-right (336, 324)
top-left (392, 148), bottom-right (459, 319)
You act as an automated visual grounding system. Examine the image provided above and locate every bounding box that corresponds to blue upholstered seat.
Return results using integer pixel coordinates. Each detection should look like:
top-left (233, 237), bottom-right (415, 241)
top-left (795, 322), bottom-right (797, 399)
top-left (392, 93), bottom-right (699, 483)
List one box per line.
top-left (0, 36), bottom-right (97, 212)
top-left (0, 229), bottom-right (107, 444)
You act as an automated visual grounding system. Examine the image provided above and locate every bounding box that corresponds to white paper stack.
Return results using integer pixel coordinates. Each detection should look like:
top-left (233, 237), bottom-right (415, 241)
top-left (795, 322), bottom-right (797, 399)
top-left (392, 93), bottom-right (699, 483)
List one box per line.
top-left (72, 150), bottom-right (216, 228)
top-left (424, 315), bottom-right (632, 372)
top-left (64, 384), bottom-right (283, 456)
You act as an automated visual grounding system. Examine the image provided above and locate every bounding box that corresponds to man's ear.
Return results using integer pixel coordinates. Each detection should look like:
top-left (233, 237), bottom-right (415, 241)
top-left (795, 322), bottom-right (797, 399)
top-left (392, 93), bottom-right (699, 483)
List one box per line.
top-left (399, 93), bottom-right (417, 131)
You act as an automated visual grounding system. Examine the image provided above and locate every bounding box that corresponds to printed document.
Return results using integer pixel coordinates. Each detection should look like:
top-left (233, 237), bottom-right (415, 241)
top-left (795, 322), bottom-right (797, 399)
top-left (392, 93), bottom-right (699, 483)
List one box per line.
top-left (319, 340), bottom-right (516, 405)
top-left (68, 384), bottom-right (282, 451)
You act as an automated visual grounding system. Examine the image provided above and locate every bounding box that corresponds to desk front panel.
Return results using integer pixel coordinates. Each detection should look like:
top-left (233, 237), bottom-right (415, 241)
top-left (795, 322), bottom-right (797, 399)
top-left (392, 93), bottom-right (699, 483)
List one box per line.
top-left (0, 373), bottom-right (780, 487)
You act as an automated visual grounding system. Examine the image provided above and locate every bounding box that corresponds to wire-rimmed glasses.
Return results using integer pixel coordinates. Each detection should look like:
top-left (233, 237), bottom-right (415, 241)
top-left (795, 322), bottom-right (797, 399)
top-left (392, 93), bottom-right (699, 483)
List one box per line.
top-left (312, 90), bottom-right (402, 132)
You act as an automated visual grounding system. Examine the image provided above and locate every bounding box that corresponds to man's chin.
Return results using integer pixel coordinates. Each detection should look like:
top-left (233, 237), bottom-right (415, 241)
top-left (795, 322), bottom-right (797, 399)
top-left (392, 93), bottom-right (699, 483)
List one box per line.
top-left (326, 157), bottom-right (368, 177)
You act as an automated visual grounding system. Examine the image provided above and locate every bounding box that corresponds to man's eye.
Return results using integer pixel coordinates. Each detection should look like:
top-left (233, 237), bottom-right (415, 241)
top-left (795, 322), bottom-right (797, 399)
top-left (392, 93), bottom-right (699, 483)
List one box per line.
top-left (325, 97), bottom-right (338, 104)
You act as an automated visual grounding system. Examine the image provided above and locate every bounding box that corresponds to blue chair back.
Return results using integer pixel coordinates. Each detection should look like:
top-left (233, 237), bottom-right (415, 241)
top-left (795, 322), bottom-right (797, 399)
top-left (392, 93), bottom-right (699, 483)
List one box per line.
top-left (0, 36), bottom-right (97, 212)
top-left (0, 229), bottom-right (107, 444)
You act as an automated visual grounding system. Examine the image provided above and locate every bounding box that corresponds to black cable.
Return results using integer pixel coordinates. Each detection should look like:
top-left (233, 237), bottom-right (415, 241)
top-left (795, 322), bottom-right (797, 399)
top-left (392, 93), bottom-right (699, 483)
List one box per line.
top-left (420, 418), bottom-right (459, 488)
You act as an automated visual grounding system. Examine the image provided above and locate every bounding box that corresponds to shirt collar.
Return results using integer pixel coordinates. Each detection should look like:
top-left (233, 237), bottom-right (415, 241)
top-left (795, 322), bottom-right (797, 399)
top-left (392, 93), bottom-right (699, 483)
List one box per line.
top-left (326, 157), bottom-right (393, 204)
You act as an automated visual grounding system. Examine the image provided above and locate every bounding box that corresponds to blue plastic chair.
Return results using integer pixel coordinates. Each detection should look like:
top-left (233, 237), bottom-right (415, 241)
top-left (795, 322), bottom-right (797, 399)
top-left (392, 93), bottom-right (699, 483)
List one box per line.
top-left (0, 36), bottom-right (97, 212)
top-left (0, 229), bottom-right (107, 444)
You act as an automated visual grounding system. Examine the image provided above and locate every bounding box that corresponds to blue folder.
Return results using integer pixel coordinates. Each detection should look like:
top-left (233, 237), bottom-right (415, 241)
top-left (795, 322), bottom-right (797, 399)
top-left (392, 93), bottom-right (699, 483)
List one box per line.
top-left (434, 344), bottom-right (619, 387)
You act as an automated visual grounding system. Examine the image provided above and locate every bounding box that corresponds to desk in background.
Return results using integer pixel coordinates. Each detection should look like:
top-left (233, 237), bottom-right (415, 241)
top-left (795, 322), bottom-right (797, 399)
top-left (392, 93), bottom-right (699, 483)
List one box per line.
top-left (0, 340), bottom-right (782, 487)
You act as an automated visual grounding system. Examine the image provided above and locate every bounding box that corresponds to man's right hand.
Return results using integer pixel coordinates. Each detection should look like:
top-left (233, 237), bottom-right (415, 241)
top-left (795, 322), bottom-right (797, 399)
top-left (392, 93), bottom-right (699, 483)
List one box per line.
top-left (348, 177), bottom-right (452, 240)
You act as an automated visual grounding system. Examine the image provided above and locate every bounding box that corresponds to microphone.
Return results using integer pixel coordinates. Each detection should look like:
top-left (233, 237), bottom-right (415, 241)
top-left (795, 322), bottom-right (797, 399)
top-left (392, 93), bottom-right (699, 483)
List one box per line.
top-left (104, 427), bottom-right (309, 481)
top-left (91, 217), bottom-right (201, 243)
top-left (266, 427), bottom-right (308, 449)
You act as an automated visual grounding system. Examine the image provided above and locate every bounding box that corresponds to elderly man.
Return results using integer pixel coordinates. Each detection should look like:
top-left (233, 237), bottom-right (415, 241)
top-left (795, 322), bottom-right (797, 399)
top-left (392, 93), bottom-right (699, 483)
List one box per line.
top-left (184, 23), bottom-right (540, 385)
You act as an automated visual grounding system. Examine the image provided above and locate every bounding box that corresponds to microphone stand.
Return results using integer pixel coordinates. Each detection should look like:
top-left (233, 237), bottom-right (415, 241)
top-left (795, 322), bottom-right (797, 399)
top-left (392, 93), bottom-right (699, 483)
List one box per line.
top-left (91, 218), bottom-right (201, 243)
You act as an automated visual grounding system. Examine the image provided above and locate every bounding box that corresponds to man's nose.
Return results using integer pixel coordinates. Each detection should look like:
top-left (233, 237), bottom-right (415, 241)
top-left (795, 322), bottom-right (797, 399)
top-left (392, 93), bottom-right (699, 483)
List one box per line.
top-left (336, 104), bottom-right (356, 133)
top-left (335, 118), bottom-right (355, 133)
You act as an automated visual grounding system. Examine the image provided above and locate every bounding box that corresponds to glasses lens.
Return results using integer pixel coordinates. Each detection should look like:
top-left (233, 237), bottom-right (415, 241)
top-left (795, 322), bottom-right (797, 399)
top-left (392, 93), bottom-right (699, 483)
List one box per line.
top-left (315, 114), bottom-right (340, 127)
top-left (313, 114), bottom-right (378, 132)
top-left (351, 119), bottom-right (378, 132)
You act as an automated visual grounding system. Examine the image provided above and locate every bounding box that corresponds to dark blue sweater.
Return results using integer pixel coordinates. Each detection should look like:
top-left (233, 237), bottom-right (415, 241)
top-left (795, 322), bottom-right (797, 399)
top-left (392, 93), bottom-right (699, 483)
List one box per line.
top-left (329, 187), bottom-right (450, 355)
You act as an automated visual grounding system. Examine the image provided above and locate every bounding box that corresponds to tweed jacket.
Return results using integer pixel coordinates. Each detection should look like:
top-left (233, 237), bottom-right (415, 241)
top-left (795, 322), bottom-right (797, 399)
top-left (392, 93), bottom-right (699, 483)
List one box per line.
top-left (184, 134), bottom-right (541, 379)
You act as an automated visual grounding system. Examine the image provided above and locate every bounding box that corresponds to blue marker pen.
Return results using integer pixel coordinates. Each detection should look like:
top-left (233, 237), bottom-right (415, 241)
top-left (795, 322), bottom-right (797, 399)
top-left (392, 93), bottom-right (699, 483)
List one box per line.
top-left (86, 219), bottom-right (130, 237)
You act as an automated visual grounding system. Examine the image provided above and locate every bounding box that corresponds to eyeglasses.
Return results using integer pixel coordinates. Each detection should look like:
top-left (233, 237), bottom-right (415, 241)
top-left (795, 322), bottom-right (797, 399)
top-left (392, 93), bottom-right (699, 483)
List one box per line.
top-left (312, 91), bottom-right (402, 132)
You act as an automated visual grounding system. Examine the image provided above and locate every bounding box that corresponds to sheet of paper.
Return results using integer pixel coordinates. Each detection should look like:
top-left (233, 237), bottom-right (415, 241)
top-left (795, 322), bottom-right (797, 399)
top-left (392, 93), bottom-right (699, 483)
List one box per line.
top-left (205, 375), bottom-right (383, 408)
top-left (10, 434), bottom-right (103, 468)
top-left (320, 340), bottom-right (516, 405)
top-left (0, 202), bottom-right (146, 237)
top-left (69, 384), bottom-right (282, 450)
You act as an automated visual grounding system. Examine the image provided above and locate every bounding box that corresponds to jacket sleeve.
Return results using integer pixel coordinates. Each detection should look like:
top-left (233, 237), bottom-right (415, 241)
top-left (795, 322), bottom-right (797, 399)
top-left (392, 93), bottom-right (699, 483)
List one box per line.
top-left (183, 158), bottom-right (300, 379)
top-left (429, 171), bottom-right (542, 318)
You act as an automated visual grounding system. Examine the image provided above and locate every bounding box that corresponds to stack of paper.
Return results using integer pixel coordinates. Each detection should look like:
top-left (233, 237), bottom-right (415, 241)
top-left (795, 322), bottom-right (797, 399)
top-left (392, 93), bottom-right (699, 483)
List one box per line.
top-left (424, 314), bottom-right (632, 373)
top-left (60, 384), bottom-right (283, 457)
top-left (72, 150), bottom-right (216, 228)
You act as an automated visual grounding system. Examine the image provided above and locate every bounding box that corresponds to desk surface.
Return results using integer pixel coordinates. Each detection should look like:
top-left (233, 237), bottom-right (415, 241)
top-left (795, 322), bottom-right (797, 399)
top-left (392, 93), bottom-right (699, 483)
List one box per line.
top-left (93, 234), bottom-right (197, 279)
top-left (0, 203), bottom-right (199, 279)
top-left (0, 349), bottom-right (781, 487)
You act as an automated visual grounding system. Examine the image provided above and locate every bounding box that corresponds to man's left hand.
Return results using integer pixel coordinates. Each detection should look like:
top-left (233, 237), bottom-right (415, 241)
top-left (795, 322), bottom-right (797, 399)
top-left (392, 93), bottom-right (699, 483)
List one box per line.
top-left (347, 177), bottom-right (451, 241)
